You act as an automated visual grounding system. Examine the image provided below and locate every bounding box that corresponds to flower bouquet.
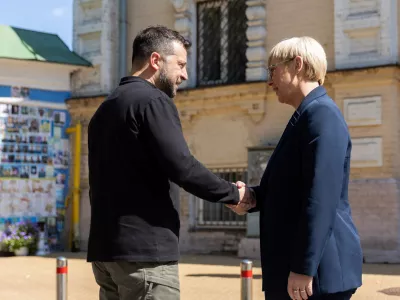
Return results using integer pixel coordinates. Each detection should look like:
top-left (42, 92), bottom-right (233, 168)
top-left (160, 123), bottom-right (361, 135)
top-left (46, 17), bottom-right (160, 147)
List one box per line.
top-left (0, 221), bottom-right (40, 256)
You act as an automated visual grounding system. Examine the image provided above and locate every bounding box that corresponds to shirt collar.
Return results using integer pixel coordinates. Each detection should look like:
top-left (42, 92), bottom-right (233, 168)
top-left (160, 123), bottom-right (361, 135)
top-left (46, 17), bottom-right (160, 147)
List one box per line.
top-left (119, 76), bottom-right (157, 89)
top-left (289, 85), bottom-right (327, 126)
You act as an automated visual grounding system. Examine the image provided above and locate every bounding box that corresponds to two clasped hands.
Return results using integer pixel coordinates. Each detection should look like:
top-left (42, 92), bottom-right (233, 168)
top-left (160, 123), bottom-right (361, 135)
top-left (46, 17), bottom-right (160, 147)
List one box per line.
top-left (225, 181), bottom-right (255, 215)
top-left (226, 181), bottom-right (314, 300)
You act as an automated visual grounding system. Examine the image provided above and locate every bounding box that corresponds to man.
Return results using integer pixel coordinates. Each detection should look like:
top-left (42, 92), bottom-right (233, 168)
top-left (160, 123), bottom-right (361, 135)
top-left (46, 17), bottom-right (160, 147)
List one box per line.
top-left (87, 25), bottom-right (252, 300)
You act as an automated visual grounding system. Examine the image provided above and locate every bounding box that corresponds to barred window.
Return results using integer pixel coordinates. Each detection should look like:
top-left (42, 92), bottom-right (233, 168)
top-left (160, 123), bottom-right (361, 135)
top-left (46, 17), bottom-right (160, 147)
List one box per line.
top-left (195, 168), bottom-right (248, 228)
top-left (197, 0), bottom-right (248, 86)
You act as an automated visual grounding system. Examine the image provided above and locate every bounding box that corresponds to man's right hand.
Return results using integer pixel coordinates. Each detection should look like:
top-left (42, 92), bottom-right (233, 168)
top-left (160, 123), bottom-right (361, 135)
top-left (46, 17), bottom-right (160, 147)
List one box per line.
top-left (226, 181), bottom-right (256, 215)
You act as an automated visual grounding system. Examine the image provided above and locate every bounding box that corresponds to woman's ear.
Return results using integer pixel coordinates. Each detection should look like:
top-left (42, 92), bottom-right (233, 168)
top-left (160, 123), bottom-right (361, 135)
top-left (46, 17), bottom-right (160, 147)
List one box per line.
top-left (294, 56), bottom-right (304, 74)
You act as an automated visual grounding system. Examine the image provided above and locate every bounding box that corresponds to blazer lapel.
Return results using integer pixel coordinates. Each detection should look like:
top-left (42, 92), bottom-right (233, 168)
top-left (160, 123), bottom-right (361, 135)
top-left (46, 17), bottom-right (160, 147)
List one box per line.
top-left (262, 112), bottom-right (298, 176)
top-left (262, 86), bottom-right (328, 180)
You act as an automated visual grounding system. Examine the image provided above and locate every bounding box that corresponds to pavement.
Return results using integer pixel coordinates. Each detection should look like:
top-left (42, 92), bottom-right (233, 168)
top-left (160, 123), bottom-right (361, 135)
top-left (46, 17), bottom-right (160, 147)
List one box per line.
top-left (0, 252), bottom-right (400, 299)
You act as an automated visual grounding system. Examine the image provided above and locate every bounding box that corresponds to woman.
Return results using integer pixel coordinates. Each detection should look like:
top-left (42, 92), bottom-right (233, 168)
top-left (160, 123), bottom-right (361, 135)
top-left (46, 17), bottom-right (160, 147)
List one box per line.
top-left (229, 37), bottom-right (363, 300)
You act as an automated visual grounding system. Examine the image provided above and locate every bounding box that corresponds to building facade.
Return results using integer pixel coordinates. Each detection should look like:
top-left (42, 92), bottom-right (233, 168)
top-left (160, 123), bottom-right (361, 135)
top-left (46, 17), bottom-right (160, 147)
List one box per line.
top-left (0, 25), bottom-right (91, 250)
top-left (69, 0), bottom-right (400, 263)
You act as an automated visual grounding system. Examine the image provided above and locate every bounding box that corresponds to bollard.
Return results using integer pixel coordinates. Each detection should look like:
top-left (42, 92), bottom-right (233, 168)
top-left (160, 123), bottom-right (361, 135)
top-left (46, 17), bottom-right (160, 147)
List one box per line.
top-left (56, 256), bottom-right (68, 300)
top-left (240, 259), bottom-right (253, 300)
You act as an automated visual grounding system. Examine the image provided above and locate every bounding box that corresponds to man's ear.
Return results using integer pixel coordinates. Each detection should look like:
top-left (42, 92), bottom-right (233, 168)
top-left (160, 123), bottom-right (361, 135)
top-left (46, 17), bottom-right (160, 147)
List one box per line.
top-left (149, 52), bottom-right (162, 71)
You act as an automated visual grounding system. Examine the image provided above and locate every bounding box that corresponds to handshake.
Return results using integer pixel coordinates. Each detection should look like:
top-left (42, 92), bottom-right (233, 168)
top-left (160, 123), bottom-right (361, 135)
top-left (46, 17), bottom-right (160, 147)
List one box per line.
top-left (225, 181), bottom-right (257, 215)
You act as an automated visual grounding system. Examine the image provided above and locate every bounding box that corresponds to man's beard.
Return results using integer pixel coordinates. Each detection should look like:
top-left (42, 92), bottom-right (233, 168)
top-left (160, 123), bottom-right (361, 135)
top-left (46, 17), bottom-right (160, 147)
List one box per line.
top-left (157, 67), bottom-right (176, 98)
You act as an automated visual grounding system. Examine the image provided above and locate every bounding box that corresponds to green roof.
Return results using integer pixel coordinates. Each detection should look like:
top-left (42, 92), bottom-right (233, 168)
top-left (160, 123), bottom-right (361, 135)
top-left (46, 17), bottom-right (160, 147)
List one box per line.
top-left (0, 25), bottom-right (91, 67)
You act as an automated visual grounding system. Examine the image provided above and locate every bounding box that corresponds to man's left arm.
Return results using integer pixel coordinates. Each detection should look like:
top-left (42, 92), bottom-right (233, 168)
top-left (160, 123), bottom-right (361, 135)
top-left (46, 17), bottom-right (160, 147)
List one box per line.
top-left (290, 106), bottom-right (348, 277)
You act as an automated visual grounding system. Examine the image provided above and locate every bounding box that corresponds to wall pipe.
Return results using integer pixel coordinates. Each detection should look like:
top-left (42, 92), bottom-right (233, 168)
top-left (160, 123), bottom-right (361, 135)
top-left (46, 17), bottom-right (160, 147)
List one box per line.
top-left (119, 0), bottom-right (127, 79)
top-left (65, 122), bottom-right (81, 252)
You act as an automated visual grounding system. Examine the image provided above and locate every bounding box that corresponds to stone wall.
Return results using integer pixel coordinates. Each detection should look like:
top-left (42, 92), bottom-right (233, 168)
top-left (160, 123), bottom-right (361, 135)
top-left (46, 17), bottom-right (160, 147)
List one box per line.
top-left (329, 67), bottom-right (400, 262)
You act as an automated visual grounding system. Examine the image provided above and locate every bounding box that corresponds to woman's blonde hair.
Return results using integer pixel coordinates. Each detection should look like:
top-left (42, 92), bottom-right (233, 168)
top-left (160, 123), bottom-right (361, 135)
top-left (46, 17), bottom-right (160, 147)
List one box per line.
top-left (268, 36), bottom-right (327, 85)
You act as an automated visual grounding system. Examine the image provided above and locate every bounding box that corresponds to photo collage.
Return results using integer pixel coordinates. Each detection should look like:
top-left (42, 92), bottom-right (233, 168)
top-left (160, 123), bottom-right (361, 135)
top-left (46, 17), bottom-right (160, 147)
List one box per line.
top-left (0, 102), bottom-right (70, 225)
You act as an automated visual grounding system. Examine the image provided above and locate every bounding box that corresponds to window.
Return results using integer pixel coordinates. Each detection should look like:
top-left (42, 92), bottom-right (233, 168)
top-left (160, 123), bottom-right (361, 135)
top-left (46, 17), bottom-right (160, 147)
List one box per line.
top-left (197, 0), bottom-right (248, 86)
top-left (193, 168), bottom-right (248, 228)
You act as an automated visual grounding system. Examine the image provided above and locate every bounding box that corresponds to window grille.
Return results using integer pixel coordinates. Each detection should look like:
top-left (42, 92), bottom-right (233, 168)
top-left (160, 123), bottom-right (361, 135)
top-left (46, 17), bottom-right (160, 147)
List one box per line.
top-left (197, 0), bottom-right (248, 86)
top-left (195, 168), bottom-right (248, 228)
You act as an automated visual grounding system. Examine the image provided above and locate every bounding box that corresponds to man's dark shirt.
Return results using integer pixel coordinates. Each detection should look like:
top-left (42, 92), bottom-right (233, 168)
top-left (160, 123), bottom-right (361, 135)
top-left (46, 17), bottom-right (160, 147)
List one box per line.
top-left (87, 76), bottom-right (239, 262)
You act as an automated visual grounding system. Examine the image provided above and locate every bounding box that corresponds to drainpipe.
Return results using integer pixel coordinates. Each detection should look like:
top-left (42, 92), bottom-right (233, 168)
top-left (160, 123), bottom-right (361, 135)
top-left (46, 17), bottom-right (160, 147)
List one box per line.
top-left (119, 0), bottom-right (127, 79)
top-left (65, 122), bottom-right (81, 252)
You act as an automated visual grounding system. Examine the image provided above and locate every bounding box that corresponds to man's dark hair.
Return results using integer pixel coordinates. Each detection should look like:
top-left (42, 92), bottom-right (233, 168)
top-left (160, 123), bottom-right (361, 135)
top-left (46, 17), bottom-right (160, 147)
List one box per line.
top-left (131, 25), bottom-right (191, 66)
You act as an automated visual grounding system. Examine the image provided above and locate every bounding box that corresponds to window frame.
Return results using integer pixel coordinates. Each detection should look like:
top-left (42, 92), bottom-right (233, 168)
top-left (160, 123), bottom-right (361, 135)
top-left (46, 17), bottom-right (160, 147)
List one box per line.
top-left (196, 0), bottom-right (248, 87)
top-left (189, 167), bottom-right (248, 230)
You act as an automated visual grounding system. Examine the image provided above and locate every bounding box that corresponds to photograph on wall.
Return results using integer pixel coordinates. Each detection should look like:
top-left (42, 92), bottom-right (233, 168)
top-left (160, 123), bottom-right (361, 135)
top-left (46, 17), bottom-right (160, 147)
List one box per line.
top-left (51, 139), bottom-right (69, 169)
top-left (11, 86), bottom-right (30, 100)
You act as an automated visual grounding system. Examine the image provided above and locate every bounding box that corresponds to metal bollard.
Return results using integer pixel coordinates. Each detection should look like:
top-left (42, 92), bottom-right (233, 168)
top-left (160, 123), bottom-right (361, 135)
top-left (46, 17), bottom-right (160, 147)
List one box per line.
top-left (56, 256), bottom-right (68, 300)
top-left (240, 259), bottom-right (253, 300)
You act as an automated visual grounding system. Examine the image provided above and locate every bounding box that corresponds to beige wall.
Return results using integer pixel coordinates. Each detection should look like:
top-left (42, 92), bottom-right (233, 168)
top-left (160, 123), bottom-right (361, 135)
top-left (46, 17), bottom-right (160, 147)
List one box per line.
top-left (328, 68), bottom-right (400, 179)
top-left (177, 68), bottom-right (400, 181)
top-left (126, 0), bottom-right (336, 73)
top-left (266, 0), bottom-right (335, 70)
top-left (179, 89), bottom-right (295, 167)
top-left (126, 0), bottom-right (175, 73)
top-left (327, 67), bottom-right (400, 262)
